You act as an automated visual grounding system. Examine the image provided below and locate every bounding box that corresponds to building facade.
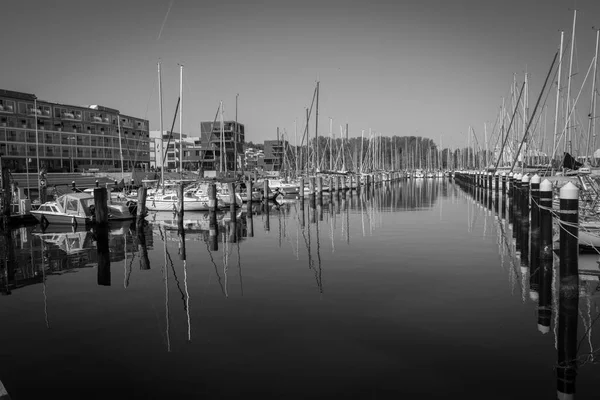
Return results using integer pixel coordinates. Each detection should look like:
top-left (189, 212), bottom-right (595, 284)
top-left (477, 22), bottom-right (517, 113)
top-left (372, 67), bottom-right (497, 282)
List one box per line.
top-left (261, 140), bottom-right (285, 171)
top-left (198, 121), bottom-right (245, 173)
top-left (149, 131), bottom-right (203, 171)
top-left (0, 89), bottom-right (150, 173)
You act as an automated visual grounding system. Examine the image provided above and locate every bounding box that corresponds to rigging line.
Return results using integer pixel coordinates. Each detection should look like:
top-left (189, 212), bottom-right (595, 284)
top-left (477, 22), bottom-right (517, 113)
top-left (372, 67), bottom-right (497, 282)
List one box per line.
top-left (205, 238), bottom-right (225, 296)
top-left (157, 0), bottom-right (175, 41)
top-left (161, 97), bottom-right (181, 168)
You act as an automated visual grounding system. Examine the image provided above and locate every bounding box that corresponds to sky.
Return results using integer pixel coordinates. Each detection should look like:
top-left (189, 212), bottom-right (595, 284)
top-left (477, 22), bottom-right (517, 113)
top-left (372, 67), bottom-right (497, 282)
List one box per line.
top-left (2, 0), bottom-right (600, 150)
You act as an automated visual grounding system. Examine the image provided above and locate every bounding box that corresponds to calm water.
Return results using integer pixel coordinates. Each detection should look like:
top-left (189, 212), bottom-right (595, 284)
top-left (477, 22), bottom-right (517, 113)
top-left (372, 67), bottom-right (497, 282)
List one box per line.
top-left (1, 179), bottom-right (599, 399)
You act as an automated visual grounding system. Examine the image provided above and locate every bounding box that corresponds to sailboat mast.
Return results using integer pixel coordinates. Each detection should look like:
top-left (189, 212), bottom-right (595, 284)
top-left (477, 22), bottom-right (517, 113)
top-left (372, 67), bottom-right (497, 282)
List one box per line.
top-left (158, 61), bottom-right (164, 191)
top-left (586, 29), bottom-right (599, 165)
top-left (565, 9), bottom-right (577, 157)
top-left (314, 81), bottom-right (319, 173)
top-left (329, 117), bottom-right (333, 171)
top-left (179, 64), bottom-right (183, 178)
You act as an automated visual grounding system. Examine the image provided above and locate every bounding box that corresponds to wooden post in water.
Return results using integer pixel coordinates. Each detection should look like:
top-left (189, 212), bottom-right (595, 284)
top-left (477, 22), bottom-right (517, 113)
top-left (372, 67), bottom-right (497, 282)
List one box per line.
top-left (93, 187), bottom-right (108, 225)
top-left (137, 187), bottom-right (147, 220)
top-left (246, 179), bottom-right (253, 207)
top-left (72, 181), bottom-right (76, 192)
top-left (507, 172), bottom-right (514, 198)
top-left (208, 182), bottom-right (217, 213)
top-left (488, 172), bottom-right (493, 195)
top-left (309, 177), bottom-right (315, 197)
top-left (208, 182), bottom-right (218, 251)
top-left (263, 179), bottom-right (269, 202)
top-left (177, 183), bottom-right (184, 222)
top-left (316, 176), bottom-right (322, 195)
top-left (349, 175), bottom-right (353, 195)
top-left (501, 172), bottom-right (507, 199)
top-left (538, 179), bottom-right (553, 333)
top-left (264, 197), bottom-right (270, 231)
top-left (229, 182), bottom-right (236, 212)
top-left (494, 172), bottom-right (499, 195)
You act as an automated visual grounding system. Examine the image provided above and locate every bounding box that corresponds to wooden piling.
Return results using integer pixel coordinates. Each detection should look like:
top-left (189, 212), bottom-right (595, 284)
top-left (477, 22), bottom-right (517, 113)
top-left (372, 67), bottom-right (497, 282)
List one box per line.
top-left (208, 182), bottom-right (217, 212)
top-left (177, 184), bottom-right (184, 221)
top-left (317, 176), bottom-right (323, 195)
top-left (263, 179), bottom-right (269, 202)
top-left (229, 182), bottom-right (237, 215)
top-left (93, 187), bottom-right (108, 225)
top-left (246, 179), bottom-right (253, 207)
top-left (488, 172), bottom-right (493, 194)
top-left (501, 172), bottom-right (507, 199)
top-left (494, 172), bottom-right (499, 195)
top-left (137, 186), bottom-right (147, 220)
top-left (309, 177), bottom-right (315, 196)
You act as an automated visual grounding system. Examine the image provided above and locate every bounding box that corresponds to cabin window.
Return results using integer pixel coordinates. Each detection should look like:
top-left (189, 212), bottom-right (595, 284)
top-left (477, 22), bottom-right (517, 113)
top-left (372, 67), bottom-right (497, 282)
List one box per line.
top-left (66, 198), bottom-right (79, 213)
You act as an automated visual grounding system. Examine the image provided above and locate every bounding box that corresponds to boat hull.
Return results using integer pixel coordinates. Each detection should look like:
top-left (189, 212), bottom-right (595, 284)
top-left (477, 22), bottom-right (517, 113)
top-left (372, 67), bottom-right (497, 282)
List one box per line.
top-left (30, 211), bottom-right (89, 226)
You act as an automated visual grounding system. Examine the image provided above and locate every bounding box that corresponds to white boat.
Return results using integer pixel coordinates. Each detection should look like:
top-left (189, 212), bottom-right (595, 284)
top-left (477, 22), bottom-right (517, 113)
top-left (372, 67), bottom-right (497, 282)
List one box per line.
top-left (31, 193), bottom-right (134, 226)
top-left (146, 191), bottom-right (217, 212)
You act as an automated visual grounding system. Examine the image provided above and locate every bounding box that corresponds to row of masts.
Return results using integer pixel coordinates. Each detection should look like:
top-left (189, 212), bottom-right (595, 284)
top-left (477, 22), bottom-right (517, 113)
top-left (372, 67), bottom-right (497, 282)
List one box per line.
top-left (469, 10), bottom-right (600, 173)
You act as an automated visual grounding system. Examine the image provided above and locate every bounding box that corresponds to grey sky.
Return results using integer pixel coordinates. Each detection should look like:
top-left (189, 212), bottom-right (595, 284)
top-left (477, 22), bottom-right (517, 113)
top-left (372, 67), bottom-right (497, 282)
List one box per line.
top-left (2, 0), bottom-right (599, 149)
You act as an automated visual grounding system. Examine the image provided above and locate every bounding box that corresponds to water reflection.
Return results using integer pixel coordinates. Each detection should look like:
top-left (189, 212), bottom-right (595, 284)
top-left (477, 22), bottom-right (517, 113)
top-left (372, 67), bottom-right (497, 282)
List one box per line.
top-left (10, 178), bottom-right (600, 397)
top-left (455, 176), bottom-right (600, 399)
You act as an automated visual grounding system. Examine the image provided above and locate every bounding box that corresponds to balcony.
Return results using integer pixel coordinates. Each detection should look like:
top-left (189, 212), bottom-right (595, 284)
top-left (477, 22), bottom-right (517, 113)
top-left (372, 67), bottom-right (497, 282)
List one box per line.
top-left (0, 104), bottom-right (14, 113)
top-left (61, 112), bottom-right (82, 121)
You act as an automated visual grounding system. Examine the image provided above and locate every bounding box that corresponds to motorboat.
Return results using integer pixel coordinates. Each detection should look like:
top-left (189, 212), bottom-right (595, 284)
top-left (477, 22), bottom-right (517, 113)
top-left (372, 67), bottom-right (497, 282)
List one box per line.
top-left (30, 193), bottom-right (134, 226)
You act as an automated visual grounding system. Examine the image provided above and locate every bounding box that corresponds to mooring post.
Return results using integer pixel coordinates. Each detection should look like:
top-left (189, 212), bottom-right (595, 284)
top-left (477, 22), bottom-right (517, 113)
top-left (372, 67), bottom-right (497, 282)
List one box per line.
top-left (317, 176), bottom-right (323, 198)
top-left (229, 182), bottom-right (237, 214)
top-left (557, 182), bottom-right (580, 400)
top-left (137, 186), bottom-right (147, 222)
top-left (308, 177), bottom-right (315, 197)
top-left (264, 197), bottom-right (271, 231)
top-left (93, 187), bottom-right (108, 225)
top-left (512, 173), bottom-right (521, 249)
top-left (519, 174), bottom-right (530, 287)
top-left (263, 179), bottom-right (269, 202)
top-left (494, 172), bottom-right (499, 195)
top-left (95, 179), bottom-right (99, 188)
top-left (246, 179), bottom-right (253, 207)
top-left (559, 182), bottom-right (579, 289)
top-left (208, 182), bottom-right (217, 213)
top-left (538, 179), bottom-right (553, 333)
top-left (529, 174), bottom-right (541, 302)
top-left (209, 182), bottom-right (218, 250)
top-left (177, 183), bottom-right (184, 222)
top-left (71, 181), bottom-right (76, 192)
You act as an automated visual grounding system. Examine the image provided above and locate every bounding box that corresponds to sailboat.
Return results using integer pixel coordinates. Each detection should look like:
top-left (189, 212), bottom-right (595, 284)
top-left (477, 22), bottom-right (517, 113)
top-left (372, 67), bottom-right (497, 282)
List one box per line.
top-left (146, 63), bottom-right (210, 212)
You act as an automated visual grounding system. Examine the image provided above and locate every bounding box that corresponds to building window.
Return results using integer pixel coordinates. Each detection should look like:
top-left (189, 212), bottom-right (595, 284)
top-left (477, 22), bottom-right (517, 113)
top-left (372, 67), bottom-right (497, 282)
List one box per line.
top-left (0, 99), bottom-right (15, 113)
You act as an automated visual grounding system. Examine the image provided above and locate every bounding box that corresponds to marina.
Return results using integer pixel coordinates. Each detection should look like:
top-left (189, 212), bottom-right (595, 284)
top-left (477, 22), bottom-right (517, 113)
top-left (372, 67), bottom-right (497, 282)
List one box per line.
top-left (4, 0), bottom-right (600, 398)
top-left (2, 176), bottom-right (600, 398)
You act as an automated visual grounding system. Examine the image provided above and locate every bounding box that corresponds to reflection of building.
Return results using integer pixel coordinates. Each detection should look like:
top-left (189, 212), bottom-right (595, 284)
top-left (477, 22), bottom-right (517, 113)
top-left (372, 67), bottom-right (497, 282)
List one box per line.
top-left (198, 121), bottom-right (245, 172)
top-left (149, 131), bottom-right (202, 171)
top-left (0, 89), bottom-right (150, 173)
